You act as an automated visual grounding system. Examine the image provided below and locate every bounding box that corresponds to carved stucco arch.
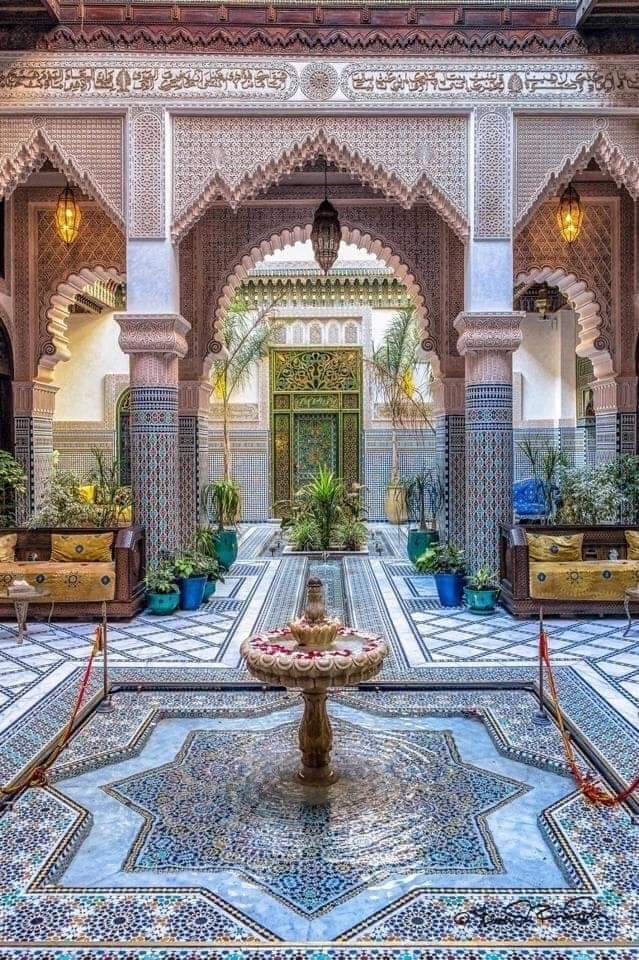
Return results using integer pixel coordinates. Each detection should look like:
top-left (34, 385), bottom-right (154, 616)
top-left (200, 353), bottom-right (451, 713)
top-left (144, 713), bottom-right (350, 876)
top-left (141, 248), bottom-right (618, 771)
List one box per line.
top-left (0, 128), bottom-right (124, 229)
top-left (172, 129), bottom-right (468, 246)
top-left (203, 221), bottom-right (437, 377)
top-left (515, 130), bottom-right (639, 234)
top-left (514, 265), bottom-right (614, 381)
top-left (39, 266), bottom-right (126, 383)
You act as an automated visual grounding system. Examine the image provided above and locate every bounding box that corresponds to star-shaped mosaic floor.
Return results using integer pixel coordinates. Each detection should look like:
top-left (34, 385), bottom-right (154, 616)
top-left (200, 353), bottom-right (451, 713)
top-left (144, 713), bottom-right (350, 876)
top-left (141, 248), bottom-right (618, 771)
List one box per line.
top-left (106, 718), bottom-right (528, 915)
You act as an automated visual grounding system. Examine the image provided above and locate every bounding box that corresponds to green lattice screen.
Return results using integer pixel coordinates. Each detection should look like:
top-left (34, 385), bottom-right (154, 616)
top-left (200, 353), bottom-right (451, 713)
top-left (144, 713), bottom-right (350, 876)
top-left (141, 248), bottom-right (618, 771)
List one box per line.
top-left (270, 347), bottom-right (362, 515)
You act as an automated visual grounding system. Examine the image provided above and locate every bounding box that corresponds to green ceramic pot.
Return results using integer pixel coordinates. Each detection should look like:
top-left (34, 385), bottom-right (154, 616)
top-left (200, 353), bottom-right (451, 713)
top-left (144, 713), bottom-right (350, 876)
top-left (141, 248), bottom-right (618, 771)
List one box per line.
top-left (146, 589), bottom-right (180, 615)
top-left (203, 579), bottom-right (217, 602)
top-left (464, 587), bottom-right (499, 614)
top-left (407, 528), bottom-right (439, 565)
top-left (214, 528), bottom-right (238, 570)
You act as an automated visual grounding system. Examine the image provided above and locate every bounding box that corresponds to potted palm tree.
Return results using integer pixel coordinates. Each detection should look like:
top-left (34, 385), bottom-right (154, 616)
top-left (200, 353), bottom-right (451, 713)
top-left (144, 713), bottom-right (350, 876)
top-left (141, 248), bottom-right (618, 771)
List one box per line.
top-left (367, 308), bottom-right (433, 524)
top-left (414, 542), bottom-right (466, 607)
top-left (208, 295), bottom-right (283, 562)
top-left (144, 561), bottom-right (180, 615)
top-left (405, 471), bottom-right (443, 563)
top-left (296, 465), bottom-right (345, 550)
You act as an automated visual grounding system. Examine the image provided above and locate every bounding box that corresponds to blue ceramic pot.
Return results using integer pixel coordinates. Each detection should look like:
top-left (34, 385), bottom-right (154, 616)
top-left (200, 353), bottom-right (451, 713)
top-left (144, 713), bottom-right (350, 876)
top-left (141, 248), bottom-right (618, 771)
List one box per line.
top-left (434, 572), bottom-right (465, 607)
top-left (203, 579), bottom-right (217, 602)
top-left (407, 529), bottom-right (439, 565)
top-left (464, 587), bottom-right (498, 614)
top-left (147, 590), bottom-right (180, 615)
top-left (178, 575), bottom-right (207, 611)
top-left (214, 529), bottom-right (238, 570)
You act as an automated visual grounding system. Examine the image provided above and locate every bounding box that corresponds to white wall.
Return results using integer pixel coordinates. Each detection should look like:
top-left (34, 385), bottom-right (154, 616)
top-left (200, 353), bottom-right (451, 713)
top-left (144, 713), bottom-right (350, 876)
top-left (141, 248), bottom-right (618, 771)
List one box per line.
top-left (512, 309), bottom-right (576, 426)
top-left (52, 310), bottom-right (128, 421)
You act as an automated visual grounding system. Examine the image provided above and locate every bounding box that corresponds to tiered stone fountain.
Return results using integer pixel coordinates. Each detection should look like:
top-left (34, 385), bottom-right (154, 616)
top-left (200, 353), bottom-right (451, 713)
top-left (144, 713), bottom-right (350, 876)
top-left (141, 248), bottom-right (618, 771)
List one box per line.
top-left (240, 578), bottom-right (388, 784)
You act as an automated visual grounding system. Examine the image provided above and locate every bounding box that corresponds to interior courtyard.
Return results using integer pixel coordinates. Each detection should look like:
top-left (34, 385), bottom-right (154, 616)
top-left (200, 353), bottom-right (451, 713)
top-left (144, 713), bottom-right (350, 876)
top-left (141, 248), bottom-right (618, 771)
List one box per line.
top-left (0, 1), bottom-right (639, 958)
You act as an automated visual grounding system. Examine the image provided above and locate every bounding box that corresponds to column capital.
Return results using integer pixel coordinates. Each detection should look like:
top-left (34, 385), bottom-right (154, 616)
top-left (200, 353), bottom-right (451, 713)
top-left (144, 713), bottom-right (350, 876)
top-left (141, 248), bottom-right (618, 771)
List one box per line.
top-left (431, 376), bottom-right (465, 417)
top-left (115, 313), bottom-right (190, 359)
top-left (12, 380), bottom-right (58, 417)
top-left (179, 380), bottom-right (212, 418)
top-left (454, 311), bottom-right (524, 356)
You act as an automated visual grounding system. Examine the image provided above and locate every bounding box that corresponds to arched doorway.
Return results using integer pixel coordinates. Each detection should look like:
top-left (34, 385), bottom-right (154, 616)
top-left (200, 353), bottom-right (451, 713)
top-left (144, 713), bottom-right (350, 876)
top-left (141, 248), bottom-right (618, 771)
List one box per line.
top-left (0, 320), bottom-right (13, 452)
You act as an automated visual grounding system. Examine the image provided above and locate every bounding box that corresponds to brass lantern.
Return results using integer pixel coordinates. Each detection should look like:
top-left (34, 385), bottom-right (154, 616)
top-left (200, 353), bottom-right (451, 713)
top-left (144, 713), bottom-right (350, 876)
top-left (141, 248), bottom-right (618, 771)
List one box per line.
top-left (557, 183), bottom-right (583, 244)
top-left (55, 181), bottom-right (81, 246)
top-left (311, 156), bottom-right (341, 274)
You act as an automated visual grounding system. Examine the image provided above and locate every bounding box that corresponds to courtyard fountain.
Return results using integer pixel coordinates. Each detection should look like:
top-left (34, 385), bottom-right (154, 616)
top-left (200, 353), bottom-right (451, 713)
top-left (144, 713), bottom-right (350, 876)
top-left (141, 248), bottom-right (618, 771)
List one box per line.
top-left (240, 577), bottom-right (388, 783)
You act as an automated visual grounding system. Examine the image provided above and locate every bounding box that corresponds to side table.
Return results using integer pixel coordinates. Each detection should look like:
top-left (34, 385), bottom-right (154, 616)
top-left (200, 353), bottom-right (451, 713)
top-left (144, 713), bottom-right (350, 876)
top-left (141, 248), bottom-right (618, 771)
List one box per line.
top-left (0, 589), bottom-right (51, 645)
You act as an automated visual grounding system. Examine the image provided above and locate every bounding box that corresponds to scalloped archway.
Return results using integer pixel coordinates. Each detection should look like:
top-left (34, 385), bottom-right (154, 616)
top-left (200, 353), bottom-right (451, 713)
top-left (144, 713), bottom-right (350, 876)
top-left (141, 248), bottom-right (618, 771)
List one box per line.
top-left (515, 130), bottom-right (639, 234)
top-left (514, 265), bottom-right (614, 381)
top-left (38, 266), bottom-right (126, 383)
top-left (172, 126), bottom-right (469, 245)
top-left (202, 222), bottom-right (437, 377)
top-left (0, 128), bottom-right (123, 229)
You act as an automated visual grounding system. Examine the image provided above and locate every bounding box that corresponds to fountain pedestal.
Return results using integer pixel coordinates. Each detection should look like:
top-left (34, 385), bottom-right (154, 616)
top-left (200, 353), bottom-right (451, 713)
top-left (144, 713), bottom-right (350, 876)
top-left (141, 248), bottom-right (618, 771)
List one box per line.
top-left (240, 578), bottom-right (387, 785)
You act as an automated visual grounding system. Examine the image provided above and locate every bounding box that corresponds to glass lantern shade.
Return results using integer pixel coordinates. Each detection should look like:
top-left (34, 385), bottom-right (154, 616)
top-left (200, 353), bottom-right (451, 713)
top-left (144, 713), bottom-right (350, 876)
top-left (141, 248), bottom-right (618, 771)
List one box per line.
top-left (557, 183), bottom-right (583, 244)
top-left (55, 183), bottom-right (82, 245)
top-left (311, 198), bottom-right (341, 274)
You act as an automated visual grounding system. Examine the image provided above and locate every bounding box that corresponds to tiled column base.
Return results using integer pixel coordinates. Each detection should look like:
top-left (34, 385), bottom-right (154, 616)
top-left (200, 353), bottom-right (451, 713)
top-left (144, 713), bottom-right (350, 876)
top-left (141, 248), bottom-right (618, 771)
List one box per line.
top-left (455, 312), bottom-right (523, 573)
top-left (12, 382), bottom-right (57, 520)
top-left (594, 412), bottom-right (637, 465)
top-left (117, 313), bottom-right (190, 564)
top-left (435, 414), bottom-right (465, 549)
top-left (178, 414), bottom-right (210, 546)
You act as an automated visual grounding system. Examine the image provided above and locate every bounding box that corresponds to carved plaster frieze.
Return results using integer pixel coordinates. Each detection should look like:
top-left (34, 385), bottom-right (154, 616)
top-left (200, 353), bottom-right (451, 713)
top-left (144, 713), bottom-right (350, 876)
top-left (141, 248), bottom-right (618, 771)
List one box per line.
top-left (0, 116), bottom-right (124, 225)
top-left (179, 379), bottom-right (212, 417)
top-left (474, 106), bottom-right (511, 241)
top-left (454, 311), bottom-right (524, 355)
top-left (171, 114), bottom-right (468, 242)
top-left (431, 376), bottom-right (465, 417)
top-left (515, 117), bottom-right (639, 230)
top-left (128, 106), bottom-right (165, 240)
top-left (3, 56), bottom-right (639, 112)
top-left (209, 402), bottom-right (260, 422)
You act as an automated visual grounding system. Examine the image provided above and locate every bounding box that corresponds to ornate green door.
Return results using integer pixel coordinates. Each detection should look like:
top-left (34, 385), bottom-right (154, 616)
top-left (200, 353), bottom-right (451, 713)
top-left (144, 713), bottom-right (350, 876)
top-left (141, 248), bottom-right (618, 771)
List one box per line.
top-left (270, 347), bottom-right (362, 514)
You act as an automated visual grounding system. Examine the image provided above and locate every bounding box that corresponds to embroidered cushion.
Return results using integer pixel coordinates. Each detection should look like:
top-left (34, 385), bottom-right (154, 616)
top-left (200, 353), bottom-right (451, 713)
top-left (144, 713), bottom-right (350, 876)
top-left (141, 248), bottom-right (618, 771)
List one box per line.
top-left (0, 561), bottom-right (115, 601)
top-left (530, 560), bottom-right (639, 601)
top-left (50, 532), bottom-right (113, 563)
top-left (527, 533), bottom-right (583, 563)
top-left (625, 530), bottom-right (639, 560)
top-left (0, 533), bottom-right (17, 563)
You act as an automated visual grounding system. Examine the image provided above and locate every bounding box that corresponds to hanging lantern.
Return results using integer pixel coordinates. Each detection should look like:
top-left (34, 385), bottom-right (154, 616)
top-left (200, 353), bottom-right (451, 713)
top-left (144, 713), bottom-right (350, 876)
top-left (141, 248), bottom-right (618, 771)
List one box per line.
top-left (311, 156), bottom-right (341, 274)
top-left (557, 183), bottom-right (583, 243)
top-left (55, 181), bottom-right (81, 245)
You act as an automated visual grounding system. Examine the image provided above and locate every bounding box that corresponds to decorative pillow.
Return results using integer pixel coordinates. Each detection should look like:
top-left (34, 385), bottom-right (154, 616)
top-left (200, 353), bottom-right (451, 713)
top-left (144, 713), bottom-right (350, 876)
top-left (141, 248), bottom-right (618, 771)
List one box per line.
top-left (78, 484), bottom-right (96, 504)
top-left (527, 532), bottom-right (583, 563)
top-left (0, 533), bottom-right (17, 563)
top-left (51, 533), bottom-right (113, 563)
top-left (625, 530), bottom-right (639, 560)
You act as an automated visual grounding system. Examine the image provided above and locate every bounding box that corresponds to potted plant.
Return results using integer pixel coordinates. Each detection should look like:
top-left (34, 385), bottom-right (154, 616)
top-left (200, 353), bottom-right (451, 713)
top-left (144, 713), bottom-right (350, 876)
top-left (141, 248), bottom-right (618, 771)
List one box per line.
top-left (0, 450), bottom-right (26, 527)
top-left (335, 516), bottom-right (368, 551)
top-left (171, 551), bottom-right (208, 611)
top-left (296, 465), bottom-right (345, 550)
top-left (288, 516), bottom-right (321, 551)
top-left (195, 527), bottom-right (226, 600)
top-left (405, 471), bottom-right (443, 563)
top-left (144, 561), bottom-right (180, 615)
top-left (414, 542), bottom-right (466, 607)
top-left (202, 479), bottom-right (241, 570)
top-left (367, 309), bottom-right (433, 524)
top-left (464, 566), bottom-right (500, 614)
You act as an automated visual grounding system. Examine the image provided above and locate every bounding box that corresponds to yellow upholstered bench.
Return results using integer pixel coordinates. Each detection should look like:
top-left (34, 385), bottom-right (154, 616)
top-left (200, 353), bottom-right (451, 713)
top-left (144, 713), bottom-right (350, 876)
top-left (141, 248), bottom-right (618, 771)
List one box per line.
top-left (530, 560), bottom-right (639, 602)
top-left (0, 561), bottom-right (116, 602)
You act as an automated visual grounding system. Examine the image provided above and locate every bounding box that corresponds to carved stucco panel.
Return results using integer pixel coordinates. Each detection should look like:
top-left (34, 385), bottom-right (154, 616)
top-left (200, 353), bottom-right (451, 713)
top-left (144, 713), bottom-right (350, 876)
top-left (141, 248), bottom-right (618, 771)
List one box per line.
top-left (515, 116), bottom-right (639, 229)
top-left (0, 115), bottom-right (124, 225)
top-left (128, 106), bottom-right (165, 239)
top-left (179, 200), bottom-right (455, 379)
top-left (171, 114), bottom-right (469, 241)
top-left (474, 107), bottom-right (511, 240)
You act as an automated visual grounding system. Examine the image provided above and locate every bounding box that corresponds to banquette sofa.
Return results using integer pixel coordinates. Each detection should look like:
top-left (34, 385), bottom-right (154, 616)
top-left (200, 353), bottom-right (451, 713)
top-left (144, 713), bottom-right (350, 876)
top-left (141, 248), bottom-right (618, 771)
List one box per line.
top-left (500, 523), bottom-right (639, 617)
top-left (0, 526), bottom-right (145, 619)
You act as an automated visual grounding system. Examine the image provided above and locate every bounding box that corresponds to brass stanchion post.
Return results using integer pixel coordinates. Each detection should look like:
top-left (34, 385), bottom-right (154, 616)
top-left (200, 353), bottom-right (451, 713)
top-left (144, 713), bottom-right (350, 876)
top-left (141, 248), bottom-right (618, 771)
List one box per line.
top-left (96, 600), bottom-right (114, 713)
top-left (533, 607), bottom-right (551, 726)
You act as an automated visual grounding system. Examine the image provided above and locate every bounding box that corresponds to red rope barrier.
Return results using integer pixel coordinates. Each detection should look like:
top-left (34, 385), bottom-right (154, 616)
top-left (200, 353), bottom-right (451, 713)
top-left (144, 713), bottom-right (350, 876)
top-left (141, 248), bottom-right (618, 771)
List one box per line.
top-left (0, 626), bottom-right (102, 797)
top-left (539, 627), bottom-right (639, 806)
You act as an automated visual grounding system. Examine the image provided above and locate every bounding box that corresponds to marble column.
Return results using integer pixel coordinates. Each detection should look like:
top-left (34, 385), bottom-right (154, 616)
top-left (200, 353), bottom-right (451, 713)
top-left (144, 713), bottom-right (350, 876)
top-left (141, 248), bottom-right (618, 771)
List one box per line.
top-left (12, 381), bottom-right (58, 520)
top-left (432, 376), bottom-right (465, 549)
top-left (454, 312), bottom-right (524, 572)
top-left (178, 380), bottom-right (212, 547)
top-left (116, 313), bottom-right (190, 563)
